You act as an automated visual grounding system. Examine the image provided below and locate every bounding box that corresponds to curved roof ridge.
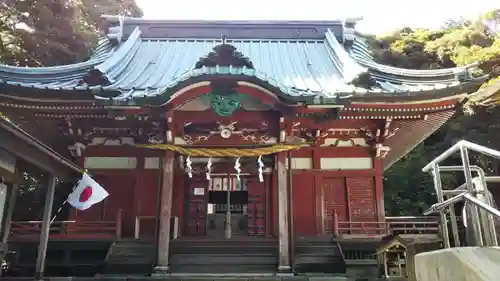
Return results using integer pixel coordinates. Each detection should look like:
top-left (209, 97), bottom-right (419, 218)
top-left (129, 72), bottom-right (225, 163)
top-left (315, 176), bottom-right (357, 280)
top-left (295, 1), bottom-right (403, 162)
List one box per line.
top-left (324, 29), bottom-right (367, 84)
top-left (90, 36), bottom-right (115, 60)
top-left (101, 15), bottom-right (345, 25)
top-left (350, 37), bottom-right (470, 78)
top-left (0, 40), bottom-right (111, 78)
top-left (93, 27), bottom-right (143, 82)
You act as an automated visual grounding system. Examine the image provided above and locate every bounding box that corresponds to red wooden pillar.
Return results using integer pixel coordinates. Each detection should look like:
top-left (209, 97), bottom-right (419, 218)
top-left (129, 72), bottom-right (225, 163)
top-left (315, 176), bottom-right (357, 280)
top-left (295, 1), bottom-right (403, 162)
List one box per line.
top-left (154, 115), bottom-right (175, 274)
top-left (312, 148), bottom-right (325, 235)
top-left (276, 152), bottom-right (291, 273)
top-left (373, 158), bottom-right (385, 222)
top-left (154, 150), bottom-right (175, 274)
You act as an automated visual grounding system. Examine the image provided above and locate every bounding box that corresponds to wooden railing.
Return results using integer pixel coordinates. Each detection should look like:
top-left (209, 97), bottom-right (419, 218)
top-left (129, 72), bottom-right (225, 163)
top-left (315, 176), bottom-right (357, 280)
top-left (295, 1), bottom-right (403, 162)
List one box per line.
top-left (10, 208), bottom-right (123, 240)
top-left (10, 220), bottom-right (74, 235)
top-left (134, 215), bottom-right (156, 239)
top-left (327, 210), bottom-right (440, 236)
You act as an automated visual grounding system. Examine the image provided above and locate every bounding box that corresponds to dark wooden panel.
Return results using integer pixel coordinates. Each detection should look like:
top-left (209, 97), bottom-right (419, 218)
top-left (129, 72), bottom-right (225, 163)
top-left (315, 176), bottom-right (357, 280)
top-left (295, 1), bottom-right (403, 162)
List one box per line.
top-left (247, 177), bottom-right (266, 236)
top-left (172, 169), bottom-right (186, 228)
top-left (346, 177), bottom-right (376, 222)
top-left (136, 170), bottom-right (161, 216)
top-left (323, 178), bottom-right (347, 231)
top-left (184, 176), bottom-right (207, 236)
top-left (103, 172), bottom-right (135, 237)
top-left (292, 173), bottom-right (316, 236)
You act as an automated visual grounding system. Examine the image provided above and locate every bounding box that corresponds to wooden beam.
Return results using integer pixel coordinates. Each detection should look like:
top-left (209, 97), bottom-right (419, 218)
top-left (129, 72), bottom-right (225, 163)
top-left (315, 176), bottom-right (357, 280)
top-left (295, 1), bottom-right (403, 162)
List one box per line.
top-left (276, 152), bottom-right (291, 273)
top-left (154, 150), bottom-right (175, 274)
top-left (1, 177), bottom-right (19, 245)
top-left (287, 152), bottom-right (294, 270)
top-left (35, 174), bottom-right (56, 280)
top-left (373, 159), bottom-right (385, 222)
top-left (0, 129), bottom-right (78, 180)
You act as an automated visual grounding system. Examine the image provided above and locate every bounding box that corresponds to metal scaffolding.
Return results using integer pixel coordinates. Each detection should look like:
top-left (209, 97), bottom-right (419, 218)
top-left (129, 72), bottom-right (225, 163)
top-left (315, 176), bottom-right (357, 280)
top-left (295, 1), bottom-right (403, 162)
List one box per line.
top-left (422, 140), bottom-right (500, 247)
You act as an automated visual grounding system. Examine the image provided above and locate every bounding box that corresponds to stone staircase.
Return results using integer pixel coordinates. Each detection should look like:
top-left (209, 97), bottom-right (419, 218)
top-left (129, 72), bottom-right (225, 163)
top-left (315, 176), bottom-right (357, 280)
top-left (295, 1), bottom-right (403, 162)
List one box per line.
top-left (98, 237), bottom-right (376, 277)
top-left (294, 237), bottom-right (346, 274)
top-left (169, 238), bottom-right (278, 275)
top-left (100, 240), bottom-right (155, 276)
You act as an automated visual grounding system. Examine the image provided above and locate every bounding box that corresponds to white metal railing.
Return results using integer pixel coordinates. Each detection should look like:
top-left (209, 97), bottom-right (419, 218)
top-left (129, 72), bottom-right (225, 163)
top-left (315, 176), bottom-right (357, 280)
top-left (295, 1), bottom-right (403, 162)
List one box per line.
top-left (422, 140), bottom-right (500, 248)
top-left (424, 192), bottom-right (500, 218)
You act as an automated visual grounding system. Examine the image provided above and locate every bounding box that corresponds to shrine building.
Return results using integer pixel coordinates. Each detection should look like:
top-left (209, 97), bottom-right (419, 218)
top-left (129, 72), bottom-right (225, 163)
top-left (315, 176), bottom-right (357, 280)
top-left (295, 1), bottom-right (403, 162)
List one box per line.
top-left (0, 16), bottom-right (488, 277)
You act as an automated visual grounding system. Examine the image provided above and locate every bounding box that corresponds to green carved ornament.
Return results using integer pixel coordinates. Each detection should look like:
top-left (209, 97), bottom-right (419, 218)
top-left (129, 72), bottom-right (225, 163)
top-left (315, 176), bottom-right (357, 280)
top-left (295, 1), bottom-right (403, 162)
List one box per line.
top-left (203, 92), bottom-right (247, 116)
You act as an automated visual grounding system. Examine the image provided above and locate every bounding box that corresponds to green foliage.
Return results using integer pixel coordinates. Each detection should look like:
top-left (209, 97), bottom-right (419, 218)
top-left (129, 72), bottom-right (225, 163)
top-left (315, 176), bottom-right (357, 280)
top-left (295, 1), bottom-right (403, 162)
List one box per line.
top-left (0, 0), bottom-right (142, 66)
top-left (379, 10), bottom-right (500, 215)
top-left (12, 168), bottom-right (73, 221)
top-left (1, 0), bottom-right (142, 220)
top-left (384, 145), bottom-right (435, 216)
top-left (373, 15), bottom-right (500, 77)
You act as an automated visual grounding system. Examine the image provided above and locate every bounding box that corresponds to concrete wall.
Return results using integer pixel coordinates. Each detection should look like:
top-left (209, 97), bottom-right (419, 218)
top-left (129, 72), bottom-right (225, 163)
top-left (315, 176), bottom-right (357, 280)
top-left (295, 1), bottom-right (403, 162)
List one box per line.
top-left (415, 247), bottom-right (500, 281)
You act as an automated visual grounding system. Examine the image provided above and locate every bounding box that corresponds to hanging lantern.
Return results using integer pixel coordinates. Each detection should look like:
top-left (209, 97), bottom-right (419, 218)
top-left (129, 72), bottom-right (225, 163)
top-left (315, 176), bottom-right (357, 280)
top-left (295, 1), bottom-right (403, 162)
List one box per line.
top-left (206, 157), bottom-right (212, 180)
top-left (234, 157), bottom-right (241, 182)
top-left (257, 155), bottom-right (264, 182)
top-left (186, 156), bottom-right (193, 178)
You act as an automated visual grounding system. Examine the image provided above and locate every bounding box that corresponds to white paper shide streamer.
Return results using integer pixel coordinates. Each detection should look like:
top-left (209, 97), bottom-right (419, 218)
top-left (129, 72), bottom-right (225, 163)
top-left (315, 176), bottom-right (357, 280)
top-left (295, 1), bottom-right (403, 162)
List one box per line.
top-left (257, 155), bottom-right (264, 182)
top-left (234, 157), bottom-right (241, 182)
top-left (206, 157), bottom-right (212, 180)
top-left (186, 156), bottom-right (193, 178)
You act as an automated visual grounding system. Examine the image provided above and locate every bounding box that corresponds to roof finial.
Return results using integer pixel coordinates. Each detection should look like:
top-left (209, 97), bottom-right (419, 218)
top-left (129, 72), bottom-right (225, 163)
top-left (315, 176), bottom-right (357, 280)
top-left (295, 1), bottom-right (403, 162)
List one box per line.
top-left (221, 34), bottom-right (227, 44)
top-left (117, 14), bottom-right (125, 42)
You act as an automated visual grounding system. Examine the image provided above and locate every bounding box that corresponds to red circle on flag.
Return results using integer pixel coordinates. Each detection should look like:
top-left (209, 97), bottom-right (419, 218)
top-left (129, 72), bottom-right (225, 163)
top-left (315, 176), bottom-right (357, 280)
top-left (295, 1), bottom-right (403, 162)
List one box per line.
top-left (79, 186), bottom-right (93, 202)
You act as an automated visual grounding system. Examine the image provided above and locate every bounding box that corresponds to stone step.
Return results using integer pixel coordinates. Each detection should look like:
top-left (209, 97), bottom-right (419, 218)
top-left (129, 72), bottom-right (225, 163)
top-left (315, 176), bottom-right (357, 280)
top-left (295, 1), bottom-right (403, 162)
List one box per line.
top-left (101, 241), bottom-right (155, 275)
top-left (171, 244), bottom-right (278, 255)
top-left (169, 264), bottom-right (278, 274)
top-left (170, 254), bottom-right (277, 265)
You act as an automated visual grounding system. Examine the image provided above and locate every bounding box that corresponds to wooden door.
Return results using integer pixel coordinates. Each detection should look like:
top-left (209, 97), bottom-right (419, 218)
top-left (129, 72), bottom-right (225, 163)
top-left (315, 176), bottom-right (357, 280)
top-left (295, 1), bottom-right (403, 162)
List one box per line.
top-left (184, 176), bottom-right (208, 236)
top-left (135, 170), bottom-right (161, 240)
top-left (347, 177), bottom-right (377, 222)
top-left (247, 177), bottom-right (266, 236)
top-left (103, 172), bottom-right (135, 237)
top-left (323, 178), bottom-right (347, 233)
top-left (292, 173), bottom-right (316, 236)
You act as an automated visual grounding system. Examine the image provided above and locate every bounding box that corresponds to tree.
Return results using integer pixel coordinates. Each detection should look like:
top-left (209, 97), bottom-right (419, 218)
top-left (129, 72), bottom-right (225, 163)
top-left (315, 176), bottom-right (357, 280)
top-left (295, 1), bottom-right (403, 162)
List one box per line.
top-left (1, 0), bottom-right (142, 220)
top-left (0, 0), bottom-right (142, 66)
top-left (374, 10), bottom-right (500, 215)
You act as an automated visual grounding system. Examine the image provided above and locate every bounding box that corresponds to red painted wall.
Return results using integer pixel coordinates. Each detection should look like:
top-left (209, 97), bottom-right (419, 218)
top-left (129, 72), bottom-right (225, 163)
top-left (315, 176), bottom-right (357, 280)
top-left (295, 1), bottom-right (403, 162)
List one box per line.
top-left (289, 145), bottom-right (382, 237)
top-left (71, 146), bottom-right (163, 239)
top-left (73, 144), bottom-right (383, 238)
top-left (292, 173), bottom-right (315, 236)
top-left (290, 171), bottom-right (378, 236)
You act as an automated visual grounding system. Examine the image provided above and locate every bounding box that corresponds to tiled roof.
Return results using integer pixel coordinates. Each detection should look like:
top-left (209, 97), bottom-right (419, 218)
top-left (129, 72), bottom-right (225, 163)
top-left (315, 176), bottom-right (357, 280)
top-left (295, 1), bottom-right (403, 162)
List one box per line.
top-left (0, 17), bottom-right (487, 104)
top-left (0, 36), bottom-right (112, 90)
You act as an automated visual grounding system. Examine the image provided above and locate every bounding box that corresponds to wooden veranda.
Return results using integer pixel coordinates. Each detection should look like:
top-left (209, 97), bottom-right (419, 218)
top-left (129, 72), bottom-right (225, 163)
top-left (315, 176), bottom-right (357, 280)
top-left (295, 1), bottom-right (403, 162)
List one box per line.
top-left (0, 114), bottom-right (82, 279)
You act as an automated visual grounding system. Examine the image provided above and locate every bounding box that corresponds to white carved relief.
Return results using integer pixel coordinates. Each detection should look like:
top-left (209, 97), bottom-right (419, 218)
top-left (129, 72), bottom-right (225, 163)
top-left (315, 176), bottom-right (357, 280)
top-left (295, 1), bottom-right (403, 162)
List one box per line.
top-left (89, 137), bottom-right (135, 146)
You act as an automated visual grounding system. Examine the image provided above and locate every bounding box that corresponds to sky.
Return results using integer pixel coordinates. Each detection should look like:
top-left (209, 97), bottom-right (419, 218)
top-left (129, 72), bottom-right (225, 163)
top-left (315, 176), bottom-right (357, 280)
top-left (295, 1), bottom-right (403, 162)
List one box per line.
top-left (135, 0), bottom-right (498, 35)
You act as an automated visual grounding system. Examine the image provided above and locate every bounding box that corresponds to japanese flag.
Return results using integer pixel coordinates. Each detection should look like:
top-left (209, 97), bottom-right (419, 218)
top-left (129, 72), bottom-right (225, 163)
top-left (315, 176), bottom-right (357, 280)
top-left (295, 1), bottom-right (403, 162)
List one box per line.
top-left (67, 173), bottom-right (109, 211)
